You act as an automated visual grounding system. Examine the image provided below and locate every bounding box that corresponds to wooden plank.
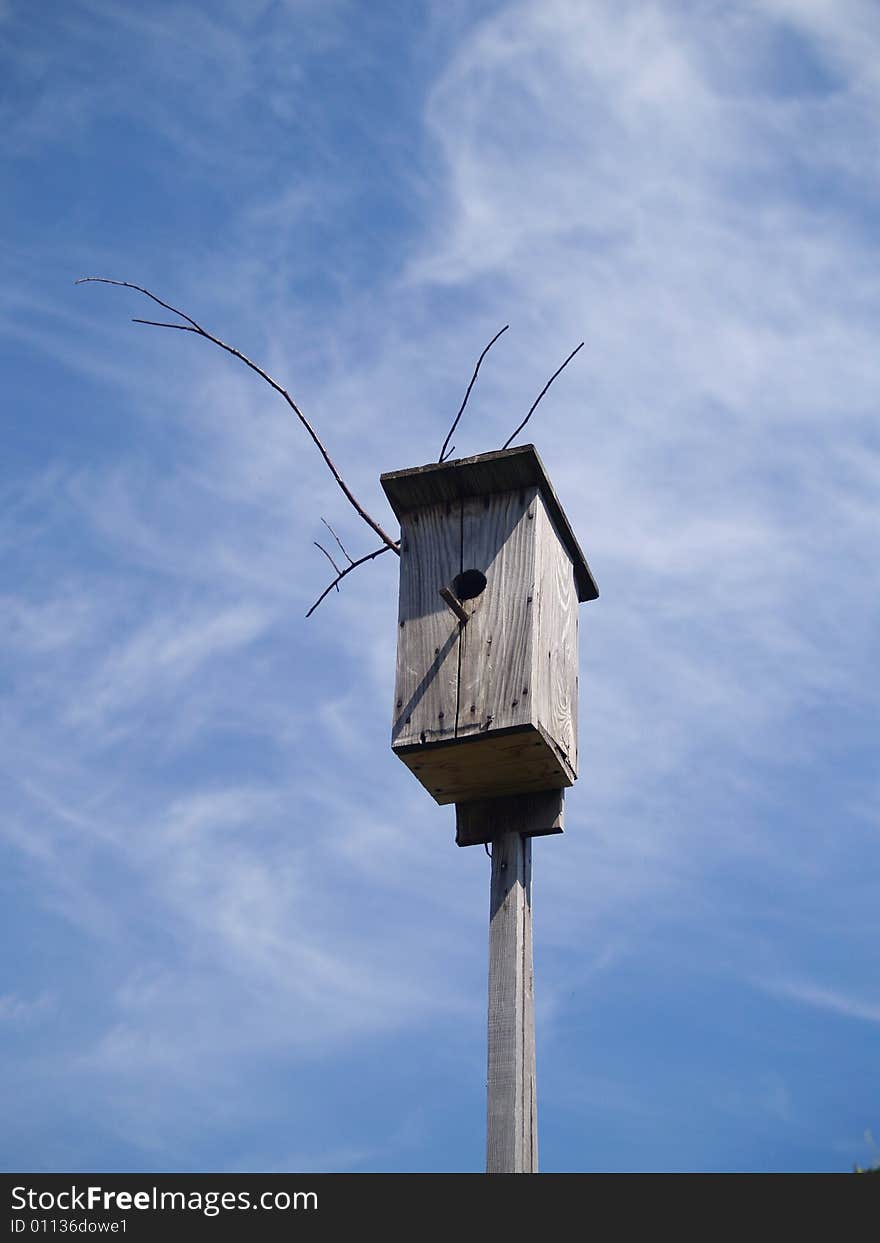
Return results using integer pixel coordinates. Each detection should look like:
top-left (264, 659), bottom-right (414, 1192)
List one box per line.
top-left (457, 488), bottom-right (537, 740)
top-left (381, 445), bottom-right (541, 511)
top-left (532, 492), bottom-right (579, 776)
top-left (380, 445), bottom-right (599, 603)
top-left (393, 723), bottom-right (575, 805)
top-left (487, 829), bottom-right (537, 1173)
top-left (392, 500), bottom-right (462, 749)
top-left (456, 789), bottom-right (564, 847)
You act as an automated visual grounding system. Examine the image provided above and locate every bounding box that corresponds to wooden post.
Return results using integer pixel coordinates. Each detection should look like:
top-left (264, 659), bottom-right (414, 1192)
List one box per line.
top-left (487, 830), bottom-right (537, 1174)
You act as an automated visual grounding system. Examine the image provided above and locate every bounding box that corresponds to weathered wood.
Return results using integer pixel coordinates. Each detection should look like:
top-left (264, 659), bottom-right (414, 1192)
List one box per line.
top-left (455, 789), bottom-right (563, 847)
top-left (387, 448), bottom-right (594, 805)
top-left (393, 488), bottom-right (534, 754)
top-left (395, 724), bottom-right (574, 805)
top-left (392, 500), bottom-right (461, 749)
top-left (380, 444), bottom-right (599, 603)
top-left (438, 585), bottom-right (469, 625)
top-left (456, 488), bottom-right (537, 742)
top-left (487, 830), bottom-right (537, 1173)
top-left (532, 494), bottom-right (579, 773)
top-left (380, 448), bottom-right (596, 1176)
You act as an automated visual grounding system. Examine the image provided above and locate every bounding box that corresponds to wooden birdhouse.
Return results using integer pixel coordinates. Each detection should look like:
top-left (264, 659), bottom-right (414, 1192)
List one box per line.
top-left (380, 445), bottom-right (598, 816)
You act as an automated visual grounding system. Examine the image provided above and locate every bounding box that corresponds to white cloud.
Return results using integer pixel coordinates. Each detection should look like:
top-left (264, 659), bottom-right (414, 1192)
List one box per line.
top-left (63, 602), bottom-right (271, 733)
top-left (757, 978), bottom-right (880, 1025)
top-left (0, 992), bottom-right (54, 1028)
top-left (3, 0), bottom-right (879, 1171)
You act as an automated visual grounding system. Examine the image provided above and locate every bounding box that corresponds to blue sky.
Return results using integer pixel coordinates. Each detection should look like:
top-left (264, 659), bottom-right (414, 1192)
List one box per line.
top-left (2, 0), bottom-right (878, 1173)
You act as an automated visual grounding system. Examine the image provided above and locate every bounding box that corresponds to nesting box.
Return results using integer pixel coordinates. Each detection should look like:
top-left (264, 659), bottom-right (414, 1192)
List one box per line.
top-left (380, 445), bottom-right (598, 806)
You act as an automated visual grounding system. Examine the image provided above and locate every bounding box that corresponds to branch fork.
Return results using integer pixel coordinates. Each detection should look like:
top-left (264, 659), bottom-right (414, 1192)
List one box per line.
top-left (78, 278), bottom-right (585, 616)
top-left (76, 276), bottom-right (399, 615)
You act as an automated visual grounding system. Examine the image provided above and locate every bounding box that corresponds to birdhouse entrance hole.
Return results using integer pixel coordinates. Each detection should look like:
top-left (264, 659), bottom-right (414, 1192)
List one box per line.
top-left (453, 569), bottom-right (487, 600)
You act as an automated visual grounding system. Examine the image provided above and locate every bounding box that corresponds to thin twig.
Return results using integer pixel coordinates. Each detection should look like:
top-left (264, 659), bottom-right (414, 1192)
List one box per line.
top-left (438, 324), bottom-right (509, 463)
top-left (500, 341), bottom-right (585, 451)
top-left (314, 541), bottom-right (343, 579)
top-left (320, 516), bottom-right (354, 565)
top-left (76, 277), bottom-right (400, 557)
top-left (306, 543), bottom-right (394, 617)
top-left (132, 319), bottom-right (198, 331)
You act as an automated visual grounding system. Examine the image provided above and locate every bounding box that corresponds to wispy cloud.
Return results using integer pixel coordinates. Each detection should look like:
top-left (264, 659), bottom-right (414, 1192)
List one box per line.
top-left (758, 978), bottom-right (880, 1025)
top-left (0, 993), bottom-right (55, 1028)
top-left (3, 0), bottom-right (879, 1172)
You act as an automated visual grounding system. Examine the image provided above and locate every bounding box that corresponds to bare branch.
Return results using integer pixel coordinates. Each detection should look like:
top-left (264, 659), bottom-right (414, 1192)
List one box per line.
top-left (76, 277), bottom-right (204, 330)
top-left (132, 319), bottom-right (199, 332)
top-left (314, 541), bottom-right (343, 579)
top-left (438, 324), bottom-right (509, 463)
top-left (76, 277), bottom-right (401, 557)
top-left (306, 543), bottom-right (394, 618)
top-left (320, 516), bottom-right (354, 565)
top-left (500, 341), bottom-right (585, 451)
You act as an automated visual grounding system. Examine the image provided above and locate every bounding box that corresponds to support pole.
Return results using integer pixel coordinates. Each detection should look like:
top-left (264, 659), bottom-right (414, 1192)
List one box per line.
top-left (487, 830), bottom-right (537, 1173)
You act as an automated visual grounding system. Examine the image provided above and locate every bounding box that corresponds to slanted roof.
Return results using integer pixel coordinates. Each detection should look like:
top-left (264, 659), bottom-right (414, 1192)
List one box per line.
top-left (380, 444), bottom-right (599, 603)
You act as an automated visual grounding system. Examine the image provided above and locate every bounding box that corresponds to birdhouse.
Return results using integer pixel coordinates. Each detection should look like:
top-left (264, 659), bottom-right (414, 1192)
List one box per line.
top-left (380, 445), bottom-right (598, 811)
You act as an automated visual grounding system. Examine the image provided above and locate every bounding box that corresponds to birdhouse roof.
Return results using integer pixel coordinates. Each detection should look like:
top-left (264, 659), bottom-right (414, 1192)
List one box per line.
top-left (380, 444), bottom-right (598, 602)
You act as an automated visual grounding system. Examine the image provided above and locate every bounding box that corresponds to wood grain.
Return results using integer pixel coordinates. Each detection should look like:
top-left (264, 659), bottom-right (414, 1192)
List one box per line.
top-left (532, 493), bottom-right (579, 774)
top-left (487, 830), bottom-right (537, 1173)
top-left (457, 487), bottom-right (537, 740)
top-left (455, 789), bottom-right (563, 847)
top-left (388, 457), bottom-right (588, 803)
top-left (394, 724), bottom-right (575, 805)
top-left (392, 500), bottom-right (461, 749)
top-left (380, 444), bottom-right (599, 602)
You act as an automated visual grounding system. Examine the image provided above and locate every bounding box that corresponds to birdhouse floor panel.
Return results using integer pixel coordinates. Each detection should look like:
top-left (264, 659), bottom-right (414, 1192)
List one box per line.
top-left (393, 722), bottom-right (575, 805)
